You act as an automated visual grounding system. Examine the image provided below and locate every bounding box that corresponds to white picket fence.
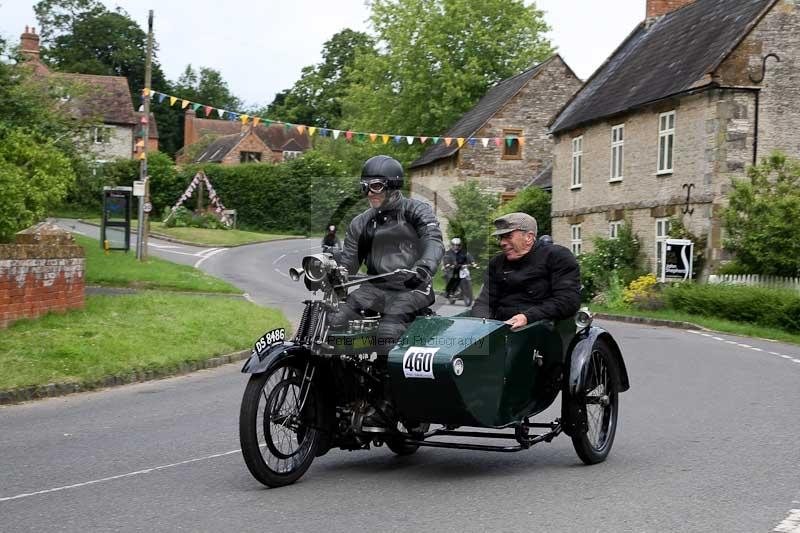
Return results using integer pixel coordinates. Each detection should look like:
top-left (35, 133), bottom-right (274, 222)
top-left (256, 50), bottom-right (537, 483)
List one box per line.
top-left (708, 274), bottom-right (800, 292)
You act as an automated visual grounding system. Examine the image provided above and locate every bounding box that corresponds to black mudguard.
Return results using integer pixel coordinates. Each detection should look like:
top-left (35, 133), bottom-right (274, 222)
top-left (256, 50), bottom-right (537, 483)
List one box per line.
top-left (240, 342), bottom-right (310, 374)
top-left (561, 326), bottom-right (629, 437)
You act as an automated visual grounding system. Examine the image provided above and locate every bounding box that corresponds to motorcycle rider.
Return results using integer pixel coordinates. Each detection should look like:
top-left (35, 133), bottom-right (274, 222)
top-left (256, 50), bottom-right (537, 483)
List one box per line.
top-left (443, 237), bottom-right (475, 302)
top-left (321, 225), bottom-right (341, 254)
top-left (331, 155), bottom-right (444, 359)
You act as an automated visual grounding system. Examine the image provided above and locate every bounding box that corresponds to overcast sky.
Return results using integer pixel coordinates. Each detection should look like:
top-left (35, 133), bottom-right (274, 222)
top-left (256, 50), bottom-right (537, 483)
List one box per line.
top-left (1, 0), bottom-right (644, 110)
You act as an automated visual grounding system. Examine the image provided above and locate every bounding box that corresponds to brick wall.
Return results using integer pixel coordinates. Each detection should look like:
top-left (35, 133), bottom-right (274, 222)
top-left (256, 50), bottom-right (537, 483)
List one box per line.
top-left (0, 223), bottom-right (85, 329)
top-left (646, 0), bottom-right (696, 19)
top-left (221, 131), bottom-right (277, 165)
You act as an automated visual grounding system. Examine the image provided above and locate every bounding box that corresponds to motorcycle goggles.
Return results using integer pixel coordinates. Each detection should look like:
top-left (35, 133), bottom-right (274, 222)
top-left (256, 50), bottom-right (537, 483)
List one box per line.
top-left (360, 178), bottom-right (389, 195)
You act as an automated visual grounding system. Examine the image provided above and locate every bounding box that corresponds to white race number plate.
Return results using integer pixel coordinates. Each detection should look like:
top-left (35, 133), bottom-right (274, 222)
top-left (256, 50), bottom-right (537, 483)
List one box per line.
top-left (402, 347), bottom-right (439, 379)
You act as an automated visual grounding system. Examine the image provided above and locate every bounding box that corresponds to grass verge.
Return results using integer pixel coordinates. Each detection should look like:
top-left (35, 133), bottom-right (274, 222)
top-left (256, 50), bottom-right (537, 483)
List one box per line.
top-left (0, 293), bottom-right (287, 390)
top-left (76, 234), bottom-right (241, 293)
top-left (81, 217), bottom-right (302, 247)
top-left (590, 304), bottom-right (800, 346)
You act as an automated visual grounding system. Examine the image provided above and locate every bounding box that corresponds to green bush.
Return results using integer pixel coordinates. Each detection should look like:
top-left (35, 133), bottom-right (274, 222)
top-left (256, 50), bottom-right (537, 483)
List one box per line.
top-left (446, 181), bottom-right (498, 262)
top-left (665, 283), bottom-right (800, 332)
top-left (579, 223), bottom-right (645, 300)
top-left (492, 187), bottom-right (552, 236)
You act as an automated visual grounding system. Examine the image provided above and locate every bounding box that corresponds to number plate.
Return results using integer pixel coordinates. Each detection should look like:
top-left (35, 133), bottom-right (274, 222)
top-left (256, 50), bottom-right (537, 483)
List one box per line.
top-left (253, 328), bottom-right (286, 354)
top-left (402, 347), bottom-right (439, 379)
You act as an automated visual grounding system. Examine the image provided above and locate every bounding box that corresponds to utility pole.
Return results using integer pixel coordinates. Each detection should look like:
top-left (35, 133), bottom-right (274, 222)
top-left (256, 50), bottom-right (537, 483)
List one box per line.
top-left (137, 9), bottom-right (154, 261)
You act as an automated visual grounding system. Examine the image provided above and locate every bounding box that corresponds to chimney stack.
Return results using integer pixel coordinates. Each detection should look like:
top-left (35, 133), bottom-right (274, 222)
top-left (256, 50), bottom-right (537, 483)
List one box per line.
top-left (20, 25), bottom-right (41, 60)
top-left (184, 108), bottom-right (197, 148)
top-left (646, 0), bottom-right (696, 20)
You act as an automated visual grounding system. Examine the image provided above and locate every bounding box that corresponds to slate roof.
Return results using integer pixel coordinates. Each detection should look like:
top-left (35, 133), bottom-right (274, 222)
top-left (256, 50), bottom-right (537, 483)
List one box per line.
top-left (195, 132), bottom-right (248, 163)
top-left (550, 0), bottom-right (777, 134)
top-left (409, 55), bottom-right (560, 169)
top-left (526, 163), bottom-right (552, 191)
top-left (53, 73), bottom-right (136, 126)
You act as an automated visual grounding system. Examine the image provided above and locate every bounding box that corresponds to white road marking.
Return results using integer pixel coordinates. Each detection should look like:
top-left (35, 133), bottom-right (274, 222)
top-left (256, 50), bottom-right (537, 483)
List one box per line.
top-left (274, 268), bottom-right (289, 278)
top-left (243, 293), bottom-right (256, 304)
top-left (272, 253), bottom-right (286, 265)
top-left (687, 330), bottom-right (798, 367)
top-left (774, 509), bottom-right (800, 532)
top-left (0, 449), bottom-right (241, 503)
top-left (148, 243), bottom-right (181, 249)
top-left (193, 248), bottom-right (225, 268)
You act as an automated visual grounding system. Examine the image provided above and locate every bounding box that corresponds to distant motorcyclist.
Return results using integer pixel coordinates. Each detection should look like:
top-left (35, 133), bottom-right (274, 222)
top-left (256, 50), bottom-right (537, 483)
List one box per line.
top-left (331, 155), bottom-right (444, 363)
top-left (443, 237), bottom-right (475, 301)
top-left (321, 225), bottom-right (341, 254)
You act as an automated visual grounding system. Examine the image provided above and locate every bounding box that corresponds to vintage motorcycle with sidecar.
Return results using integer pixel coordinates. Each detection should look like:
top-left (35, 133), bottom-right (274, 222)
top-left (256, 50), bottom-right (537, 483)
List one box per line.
top-left (239, 253), bottom-right (630, 488)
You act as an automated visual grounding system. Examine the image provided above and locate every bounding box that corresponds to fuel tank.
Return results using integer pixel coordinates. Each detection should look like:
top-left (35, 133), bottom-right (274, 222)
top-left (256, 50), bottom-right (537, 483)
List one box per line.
top-left (387, 316), bottom-right (569, 428)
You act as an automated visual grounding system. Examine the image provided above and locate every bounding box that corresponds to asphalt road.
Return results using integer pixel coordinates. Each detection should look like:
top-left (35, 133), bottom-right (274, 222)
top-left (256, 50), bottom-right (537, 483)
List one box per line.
top-left (2, 223), bottom-right (799, 532)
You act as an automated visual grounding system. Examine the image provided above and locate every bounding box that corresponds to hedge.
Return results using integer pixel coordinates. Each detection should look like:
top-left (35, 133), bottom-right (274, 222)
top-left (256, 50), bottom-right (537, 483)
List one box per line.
top-left (664, 283), bottom-right (800, 332)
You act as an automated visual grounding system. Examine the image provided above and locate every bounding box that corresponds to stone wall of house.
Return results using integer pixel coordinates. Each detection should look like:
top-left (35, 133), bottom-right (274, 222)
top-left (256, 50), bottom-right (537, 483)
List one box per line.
top-left (717, 0), bottom-right (800, 161)
top-left (551, 88), bottom-right (757, 273)
top-left (0, 224), bottom-right (85, 329)
top-left (220, 134), bottom-right (276, 165)
top-left (457, 56), bottom-right (583, 193)
top-left (88, 125), bottom-right (134, 161)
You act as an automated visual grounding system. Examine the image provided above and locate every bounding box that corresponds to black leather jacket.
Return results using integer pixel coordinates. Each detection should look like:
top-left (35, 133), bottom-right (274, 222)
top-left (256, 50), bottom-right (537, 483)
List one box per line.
top-left (339, 192), bottom-right (444, 285)
top-left (471, 243), bottom-right (581, 323)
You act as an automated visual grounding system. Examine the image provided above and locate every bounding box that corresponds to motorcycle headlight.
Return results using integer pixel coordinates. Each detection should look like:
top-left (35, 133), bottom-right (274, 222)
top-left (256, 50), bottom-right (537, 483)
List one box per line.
top-left (301, 254), bottom-right (336, 282)
top-left (575, 307), bottom-right (593, 329)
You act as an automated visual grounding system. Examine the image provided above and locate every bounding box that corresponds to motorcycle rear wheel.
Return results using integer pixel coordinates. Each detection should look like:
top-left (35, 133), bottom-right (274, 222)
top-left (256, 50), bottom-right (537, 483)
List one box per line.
top-left (239, 361), bottom-right (320, 487)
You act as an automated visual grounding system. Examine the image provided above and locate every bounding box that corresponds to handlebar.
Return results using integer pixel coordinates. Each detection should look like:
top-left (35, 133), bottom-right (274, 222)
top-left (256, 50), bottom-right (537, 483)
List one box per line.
top-left (334, 268), bottom-right (417, 290)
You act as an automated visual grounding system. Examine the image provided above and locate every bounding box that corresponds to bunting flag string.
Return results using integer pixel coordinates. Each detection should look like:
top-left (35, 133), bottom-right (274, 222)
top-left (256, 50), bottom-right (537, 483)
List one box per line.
top-left (165, 171), bottom-right (233, 226)
top-left (143, 88), bottom-right (531, 149)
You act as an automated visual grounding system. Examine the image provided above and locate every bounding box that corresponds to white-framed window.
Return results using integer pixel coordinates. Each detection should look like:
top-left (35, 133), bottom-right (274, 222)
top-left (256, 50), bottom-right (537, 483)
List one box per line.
top-left (610, 124), bottom-right (624, 181)
top-left (609, 220), bottom-right (623, 239)
top-left (92, 126), bottom-right (113, 144)
top-left (657, 111), bottom-right (675, 174)
top-left (571, 136), bottom-right (583, 188)
top-left (283, 150), bottom-right (301, 160)
top-left (655, 217), bottom-right (671, 275)
top-left (571, 224), bottom-right (582, 255)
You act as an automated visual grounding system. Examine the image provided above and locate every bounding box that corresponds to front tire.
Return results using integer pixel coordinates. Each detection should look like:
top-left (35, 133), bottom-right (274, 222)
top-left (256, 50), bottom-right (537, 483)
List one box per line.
top-left (569, 340), bottom-right (620, 464)
top-left (461, 279), bottom-right (473, 307)
top-left (239, 360), bottom-right (320, 487)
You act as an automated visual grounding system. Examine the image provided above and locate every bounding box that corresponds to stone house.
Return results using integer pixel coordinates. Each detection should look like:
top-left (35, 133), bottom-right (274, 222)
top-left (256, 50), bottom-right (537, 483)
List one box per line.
top-left (407, 55), bottom-right (582, 229)
top-left (181, 109), bottom-right (310, 165)
top-left (18, 26), bottom-right (159, 164)
top-left (548, 0), bottom-right (800, 276)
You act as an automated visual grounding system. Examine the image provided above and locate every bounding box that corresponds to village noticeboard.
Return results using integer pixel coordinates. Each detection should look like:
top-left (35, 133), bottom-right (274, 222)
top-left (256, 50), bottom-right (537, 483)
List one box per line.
top-left (660, 239), bottom-right (694, 282)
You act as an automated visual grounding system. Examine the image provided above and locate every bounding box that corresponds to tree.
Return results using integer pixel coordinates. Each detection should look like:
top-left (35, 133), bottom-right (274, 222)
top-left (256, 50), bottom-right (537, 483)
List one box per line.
top-left (174, 64), bottom-right (242, 111)
top-left (723, 152), bottom-right (800, 277)
top-left (33, 0), bottom-right (105, 45)
top-left (264, 29), bottom-right (376, 128)
top-left (446, 181), bottom-right (498, 262)
top-left (0, 129), bottom-right (75, 242)
top-left (342, 0), bottom-right (553, 136)
top-left (492, 187), bottom-right (552, 236)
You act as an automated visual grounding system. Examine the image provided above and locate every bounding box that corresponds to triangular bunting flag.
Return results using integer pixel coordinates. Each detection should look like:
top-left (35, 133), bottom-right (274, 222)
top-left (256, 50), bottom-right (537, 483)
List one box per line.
top-left (143, 88), bottom-right (151, 97)
top-left (308, 127), bottom-right (316, 136)
top-left (369, 133), bottom-right (378, 142)
top-left (169, 96), bottom-right (177, 106)
top-left (138, 152), bottom-right (147, 160)
top-left (263, 119), bottom-right (272, 126)
top-left (506, 137), bottom-right (514, 147)
top-left (518, 137), bottom-right (525, 146)
top-left (240, 114), bottom-right (249, 124)
top-left (253, 117), bottom-right (261, 127)
top-left (456, 138), bottom-right (465, 147)
top-left (356, 133), bottom-right (365, 142)
top-left (394, 135), bottom-right (402, 144)
top-left (296, 125), bottom-right (305, 135)
top-left (181, 99), bottom-right (190, 109)
top-left (284, 122), bottom-right (293, 131)
top-left (140, 115), bottom-right (148, 124)
top-left (494, 138), bottom-right (503, 147)
top-left (468, 138), bottom-right (477, 147)
top-left (320, 128), bottom-right (329, 136)
top-left (420, 136), bottom-right (428, 144)
top-left (203, 106), bottom-right (212, 116)
top-left (432, 137), bottom-right (440, 144)
top-left (481, 138), bottom-right (490, 148)
top-left (345, 130), bottom-right (353, 141)
top-left (158, 93), bottom-right (166, 103)
top-left (217, 108), bottom-right (226, 118)
top-left (406, 136), bottom-right (414, 145)
top-left (382, 134), bottom-right (390, 144)
top-left (332, 129), bottom-right (341, 139)
top-left (135, 139), bottom-right (145, 148)
top-left (444, 137), bottom-right (452, 147)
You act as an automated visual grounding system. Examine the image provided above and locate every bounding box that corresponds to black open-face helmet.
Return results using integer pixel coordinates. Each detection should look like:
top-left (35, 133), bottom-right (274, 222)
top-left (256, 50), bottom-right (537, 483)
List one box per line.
top-left (360, 155), bottom-right (403, 194)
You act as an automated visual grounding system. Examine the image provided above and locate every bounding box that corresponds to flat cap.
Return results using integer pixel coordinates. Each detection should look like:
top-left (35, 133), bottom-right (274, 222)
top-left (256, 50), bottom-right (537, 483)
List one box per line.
top-left (491, 212), bottom-right (538, 236)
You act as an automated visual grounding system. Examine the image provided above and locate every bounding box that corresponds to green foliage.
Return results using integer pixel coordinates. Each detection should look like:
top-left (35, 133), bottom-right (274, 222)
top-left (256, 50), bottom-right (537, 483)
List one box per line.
top-left (264, 29), bottom-right (376, 128)
top-left (723, 152), bottom-right (800, 277)
top-left (0, 129), bottom-right (76, 242)
top-left (604, 272), bottom-right (627, 310)
top-left (665, 283), bottom-right (800, 333)
top-left (446, 181), bottom-right (498, 261)
top-left (307, 137), bottom-right (416, 176)
top-left (578, 223), bottom-right (645, 300)
top-left (174, 65), bottom-right (242, 111)
top-left (163, 207), bottom-right (229, 230)
top-left (343, 0), bottom-right (553, 137)
top-left (492, 187), bottom-right (552, 235)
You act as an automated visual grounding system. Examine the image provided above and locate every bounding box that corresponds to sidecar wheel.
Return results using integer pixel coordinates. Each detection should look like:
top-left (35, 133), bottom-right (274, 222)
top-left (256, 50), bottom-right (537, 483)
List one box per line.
top-left (386, 423), bottom-right (428, 456)
top-left (239, 361), bottom-right (320, 487)
top-left (569, 340), bottom-right (620, 465)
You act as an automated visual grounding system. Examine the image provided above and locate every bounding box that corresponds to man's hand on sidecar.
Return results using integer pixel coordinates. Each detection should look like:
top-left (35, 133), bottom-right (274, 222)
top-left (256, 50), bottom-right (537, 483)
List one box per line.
top-left (404, 266), bottom-right (432, 289)
top-left (504, 313), bottom-right (528, 330)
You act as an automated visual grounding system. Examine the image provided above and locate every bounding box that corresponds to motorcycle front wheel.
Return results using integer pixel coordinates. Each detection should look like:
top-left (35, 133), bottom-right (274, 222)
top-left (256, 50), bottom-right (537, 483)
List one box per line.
top-left (239, 360), bottom-right (321, 487)
top-left (460, 279), bottom-right (473, 307)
